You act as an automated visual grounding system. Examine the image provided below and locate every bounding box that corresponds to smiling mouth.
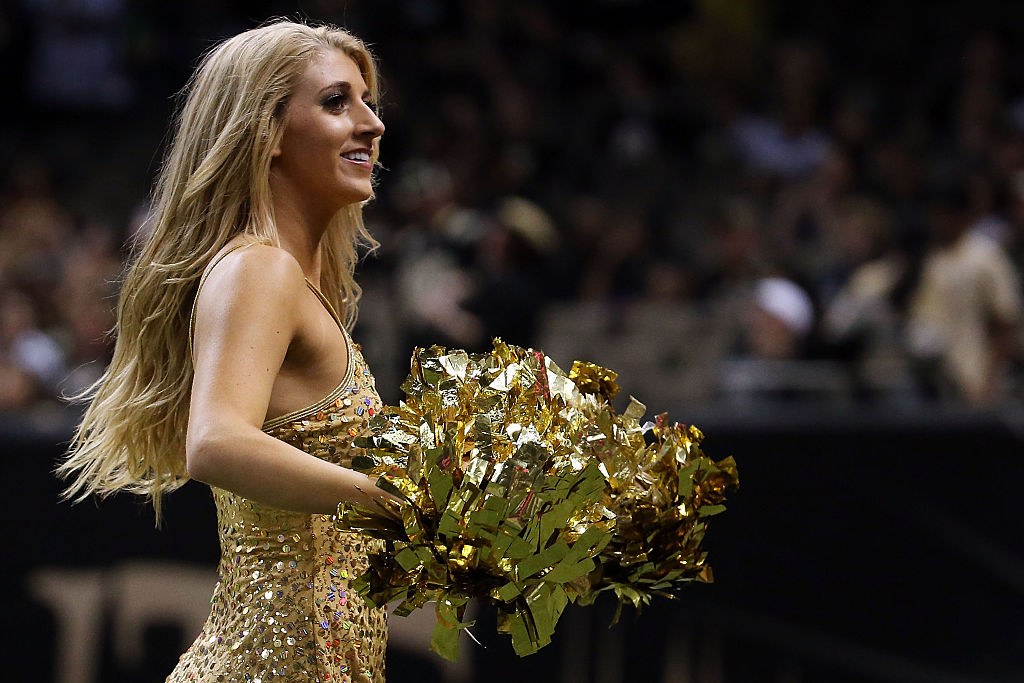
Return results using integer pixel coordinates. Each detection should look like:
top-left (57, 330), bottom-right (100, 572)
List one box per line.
top-left (340, 150), bottom-right (371, 164)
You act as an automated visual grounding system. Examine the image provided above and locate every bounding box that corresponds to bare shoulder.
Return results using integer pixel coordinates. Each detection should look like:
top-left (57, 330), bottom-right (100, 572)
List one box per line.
top-left (193, 243), bottom-right (309, 354)
top-left (200, 243), bottom-right (305, 304)
top-left (208, 242), bottom-right (303, 281)
top-left (189, 243), bottom-right (309, 442)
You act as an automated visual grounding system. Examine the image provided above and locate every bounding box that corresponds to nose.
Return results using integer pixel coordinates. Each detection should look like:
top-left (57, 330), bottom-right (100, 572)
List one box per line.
top-left (358, 101), bottom-right (385, 139)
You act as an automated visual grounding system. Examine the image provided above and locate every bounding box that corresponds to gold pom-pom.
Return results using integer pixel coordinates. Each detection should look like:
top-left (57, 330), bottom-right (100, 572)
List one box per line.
top-left (338, 338), bottom-right (737, 660)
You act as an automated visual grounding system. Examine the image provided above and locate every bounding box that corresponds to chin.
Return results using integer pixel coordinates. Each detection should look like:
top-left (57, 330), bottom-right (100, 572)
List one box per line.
top-left (338, 186), bottom-right (374, 207)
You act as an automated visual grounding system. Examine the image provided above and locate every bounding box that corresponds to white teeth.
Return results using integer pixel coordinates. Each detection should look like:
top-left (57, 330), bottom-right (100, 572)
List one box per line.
top-left (341, 151), bottom-right (370, 162)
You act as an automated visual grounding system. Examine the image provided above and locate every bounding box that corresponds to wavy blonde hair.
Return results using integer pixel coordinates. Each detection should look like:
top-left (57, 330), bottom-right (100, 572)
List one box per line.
top-left (57, 19), bottom-right (383, 524)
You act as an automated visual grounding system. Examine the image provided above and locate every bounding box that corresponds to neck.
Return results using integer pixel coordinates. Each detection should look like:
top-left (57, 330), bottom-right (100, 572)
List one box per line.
top-left (269, 177), bottom-right (337, 286)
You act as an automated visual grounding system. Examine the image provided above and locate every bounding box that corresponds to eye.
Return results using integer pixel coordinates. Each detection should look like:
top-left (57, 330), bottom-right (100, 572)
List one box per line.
top-left (322, 93), bottom-right (349, 110)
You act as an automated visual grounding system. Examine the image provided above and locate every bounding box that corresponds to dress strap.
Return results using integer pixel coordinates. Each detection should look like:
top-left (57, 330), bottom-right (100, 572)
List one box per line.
top-left (261, 282), bottom-right (355, 432)
top-left (302, 277), bottom-right (346, 334)
top-left (189, 243), bottom-right (350, 363)
top-left (188, 242), bottom-right (255, 363)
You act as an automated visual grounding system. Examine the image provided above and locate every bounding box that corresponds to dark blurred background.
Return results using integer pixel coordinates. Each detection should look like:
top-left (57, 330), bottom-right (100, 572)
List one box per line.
top-left (4, 1), bottom-right (1024, 681)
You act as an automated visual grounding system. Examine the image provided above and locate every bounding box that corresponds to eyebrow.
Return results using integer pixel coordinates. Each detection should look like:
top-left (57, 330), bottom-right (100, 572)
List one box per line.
top-left (318, 81), bottom-right (372, 99)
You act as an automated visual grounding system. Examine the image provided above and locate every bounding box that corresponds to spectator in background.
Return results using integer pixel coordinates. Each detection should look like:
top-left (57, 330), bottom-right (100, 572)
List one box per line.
top-left (549, 194), bottom-right (612, 300)
top-left (821, 198), bottom-right (910, 399)
top-left (730, 40), bottom-right (831, 182)
top-left (906, 179), bottom-right (1023, 404)
top-left (0, 289), bottom-right (66, 403)
top-left (578, 209), bottom-right (651, 301)
top-left (718, 276), bottom-right (818, 404)
top-left (53, 222), bottom-right (119, 397)
top-left (467, 196), bottom-right (558, 347)
top-left (746, 276), bottom-right (815, 361)
top-left (699, 198), bottom-right (767, 350)
top-left (767, 143), bottom-right (856, 285)
top-left (0, 157), bottom-right (75, 293)
top-left (391, 160), bottom-right (489, 350)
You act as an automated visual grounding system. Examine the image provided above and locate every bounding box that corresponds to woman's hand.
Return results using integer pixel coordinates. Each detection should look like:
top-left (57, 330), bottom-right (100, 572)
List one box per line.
top-left (347, 469), bottom-right (404, 520)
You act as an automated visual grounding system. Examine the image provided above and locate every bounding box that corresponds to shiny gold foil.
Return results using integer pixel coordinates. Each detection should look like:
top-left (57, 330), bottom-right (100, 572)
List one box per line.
top-left (335, 339), bottom-right (738, 660)
top-left (579, 418), bottom-right (739, 623)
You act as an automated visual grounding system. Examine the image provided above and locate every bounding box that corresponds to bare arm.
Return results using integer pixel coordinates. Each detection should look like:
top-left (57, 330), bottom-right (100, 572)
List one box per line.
top-left (185, 245), bottom-right (396, 514)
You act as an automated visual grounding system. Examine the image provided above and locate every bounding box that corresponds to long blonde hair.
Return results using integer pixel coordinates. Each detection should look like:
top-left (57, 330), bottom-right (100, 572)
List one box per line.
top-left (57, 19), bottom-right (383, 524)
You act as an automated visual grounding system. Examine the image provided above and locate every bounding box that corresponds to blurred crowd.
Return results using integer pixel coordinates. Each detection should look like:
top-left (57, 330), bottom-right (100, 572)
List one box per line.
top-left (5, 0), bottom-right (1024, 411)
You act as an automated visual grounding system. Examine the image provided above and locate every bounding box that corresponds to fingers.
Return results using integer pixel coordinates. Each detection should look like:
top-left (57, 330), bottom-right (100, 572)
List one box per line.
top-left (378, 487), bottom-right (404, 507)
top-left (350, 475), bottom-right (403, 519)
top-left (370, 487), bottom-right (404, 520)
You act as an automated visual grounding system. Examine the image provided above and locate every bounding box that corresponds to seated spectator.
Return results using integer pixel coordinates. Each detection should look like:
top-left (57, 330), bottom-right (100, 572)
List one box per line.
top-left (746, 277), bottom-right (815, 360)
top-left (717, 277), bottom-right (847, 404)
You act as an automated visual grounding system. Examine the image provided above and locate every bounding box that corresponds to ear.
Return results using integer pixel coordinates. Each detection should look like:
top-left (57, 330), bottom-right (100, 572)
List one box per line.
top-left (267, 106), bottom-right (285, 158)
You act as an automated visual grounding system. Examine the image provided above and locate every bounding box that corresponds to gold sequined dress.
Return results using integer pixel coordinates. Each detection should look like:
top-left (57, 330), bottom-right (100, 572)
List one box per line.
top-left (167, 243), bottom-right (388, 683)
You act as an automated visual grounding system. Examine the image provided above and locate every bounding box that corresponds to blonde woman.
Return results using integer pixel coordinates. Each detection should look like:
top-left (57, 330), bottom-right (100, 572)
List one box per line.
top-left (57, 20), bottom-right (399, 683)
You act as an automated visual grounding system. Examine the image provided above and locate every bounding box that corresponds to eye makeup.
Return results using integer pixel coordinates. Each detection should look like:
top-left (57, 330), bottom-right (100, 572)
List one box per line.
top-left (322, 92), bottom-right (350, 110)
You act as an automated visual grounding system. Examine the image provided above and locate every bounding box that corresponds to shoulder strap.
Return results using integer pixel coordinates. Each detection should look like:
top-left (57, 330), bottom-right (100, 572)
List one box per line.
top-left (302, 277), bottom-right (346, 333)
top-left (188, 242), bottom-right (255, 363)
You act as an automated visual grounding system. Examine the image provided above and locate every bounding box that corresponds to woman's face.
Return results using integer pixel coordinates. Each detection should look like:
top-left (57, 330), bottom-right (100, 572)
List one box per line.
top-left (271, 49), bottom-right (384, 211)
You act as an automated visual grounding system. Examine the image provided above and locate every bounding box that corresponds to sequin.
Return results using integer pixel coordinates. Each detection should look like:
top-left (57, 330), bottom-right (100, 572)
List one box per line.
top-left (166, 327), bottom-right (387, 682)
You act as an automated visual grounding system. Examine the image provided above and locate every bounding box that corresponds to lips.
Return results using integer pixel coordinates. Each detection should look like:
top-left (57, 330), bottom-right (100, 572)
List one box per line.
top-left (340, 149), bottom-right (371, 164)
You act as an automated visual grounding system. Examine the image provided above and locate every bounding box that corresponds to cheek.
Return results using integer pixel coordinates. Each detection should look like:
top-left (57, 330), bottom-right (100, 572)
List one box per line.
top-left (282, 114), bottom-right (352, 162)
